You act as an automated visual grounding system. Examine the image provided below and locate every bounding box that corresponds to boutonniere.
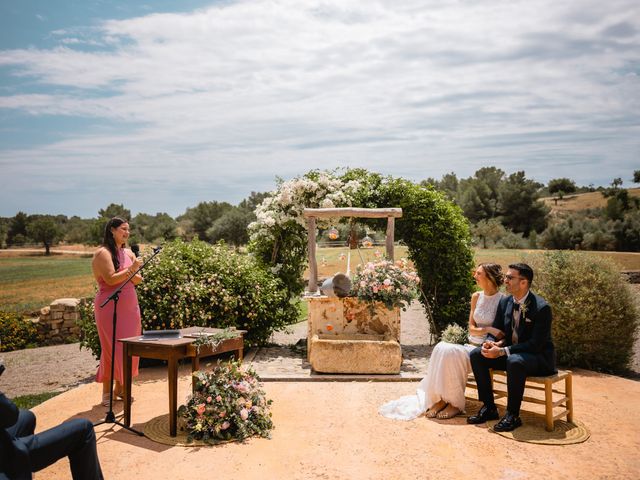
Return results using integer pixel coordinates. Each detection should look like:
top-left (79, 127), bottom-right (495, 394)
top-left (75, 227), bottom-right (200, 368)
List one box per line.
top-left (520, 302), bottom-right (530, 321)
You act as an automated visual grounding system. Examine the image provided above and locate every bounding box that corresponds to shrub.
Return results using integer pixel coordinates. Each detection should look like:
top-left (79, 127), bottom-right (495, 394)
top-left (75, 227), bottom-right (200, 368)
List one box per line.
top-left (526, 251), bottom-right (639, 373)
top-left (77, 297), bottom-right (100, 360)
top-left (137, 239), bottom-right (297, 347)
top-left (178, 359), bottom-right (273, 443)
top-left (0, 311), bottom-right (40, 352)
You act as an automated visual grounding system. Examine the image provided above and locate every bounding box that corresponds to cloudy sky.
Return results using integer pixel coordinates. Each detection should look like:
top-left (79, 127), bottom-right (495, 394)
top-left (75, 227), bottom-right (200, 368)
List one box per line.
top-left (1, 0), bottom-right (638, 218)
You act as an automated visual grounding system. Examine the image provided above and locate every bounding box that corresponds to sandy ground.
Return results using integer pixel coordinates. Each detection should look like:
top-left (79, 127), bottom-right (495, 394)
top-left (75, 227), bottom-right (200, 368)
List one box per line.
top-left (28, 369), bottom-right (640, 480)
top-left (1, 293), bottom-right (639, 479)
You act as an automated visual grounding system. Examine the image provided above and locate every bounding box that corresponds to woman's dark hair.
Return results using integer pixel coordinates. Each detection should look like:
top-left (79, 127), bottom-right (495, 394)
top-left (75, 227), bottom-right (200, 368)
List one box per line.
top-left (102, 217), bottom-right (128, 271)
top-left (509, 263), bottom-right (534, 284)
top-left (479, 262), bottom-right (504, 288)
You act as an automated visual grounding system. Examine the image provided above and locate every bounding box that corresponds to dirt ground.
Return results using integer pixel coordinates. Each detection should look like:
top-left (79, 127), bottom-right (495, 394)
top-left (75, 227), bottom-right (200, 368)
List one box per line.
top-left (1, 290), bottom-right (639, 479)
top-left (25, 369), bottom-right (640, 480)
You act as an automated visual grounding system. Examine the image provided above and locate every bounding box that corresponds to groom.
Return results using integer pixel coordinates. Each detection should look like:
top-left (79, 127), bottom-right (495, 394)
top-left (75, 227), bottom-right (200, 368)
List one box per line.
top-left (467, 263), bottom-right (556, 432)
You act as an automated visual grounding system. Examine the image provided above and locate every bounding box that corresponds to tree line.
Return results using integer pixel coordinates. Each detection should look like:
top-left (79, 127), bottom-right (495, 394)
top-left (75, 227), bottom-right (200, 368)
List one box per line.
top-left (424, 168), bottom-right (640, 251)
top-left (1, 169), bottom-right (638, 253)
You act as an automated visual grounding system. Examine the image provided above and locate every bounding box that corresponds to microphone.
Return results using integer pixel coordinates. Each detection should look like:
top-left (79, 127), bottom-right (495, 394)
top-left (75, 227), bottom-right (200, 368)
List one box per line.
top-left (153, 245), bottom-right (162, 254)
top-left (131, 244), bottom-right (140, 257)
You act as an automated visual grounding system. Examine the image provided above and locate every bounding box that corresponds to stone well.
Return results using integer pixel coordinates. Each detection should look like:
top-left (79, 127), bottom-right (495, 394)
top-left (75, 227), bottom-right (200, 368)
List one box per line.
top-left (305, 295), bottom-right (402, 374)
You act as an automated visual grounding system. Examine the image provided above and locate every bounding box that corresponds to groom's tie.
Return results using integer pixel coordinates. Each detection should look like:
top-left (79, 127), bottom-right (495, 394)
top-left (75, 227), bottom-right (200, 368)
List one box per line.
top-left (512, 302), bottom-right (520, 344)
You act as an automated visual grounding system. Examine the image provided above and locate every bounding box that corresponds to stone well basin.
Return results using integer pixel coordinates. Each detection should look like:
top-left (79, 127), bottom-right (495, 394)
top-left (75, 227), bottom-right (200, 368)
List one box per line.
top-left (309, 333), bottom-right (402, 374)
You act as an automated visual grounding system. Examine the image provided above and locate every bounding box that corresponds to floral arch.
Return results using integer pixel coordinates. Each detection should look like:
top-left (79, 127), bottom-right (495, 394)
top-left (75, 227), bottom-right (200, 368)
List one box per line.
top-left (248, 168), bottom-right (475, 335)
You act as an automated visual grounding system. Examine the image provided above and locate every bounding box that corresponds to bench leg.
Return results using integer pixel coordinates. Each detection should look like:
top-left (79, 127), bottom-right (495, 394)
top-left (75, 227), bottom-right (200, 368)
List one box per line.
top-left (566, 374), bottom-right (574, 423)
top-left (544, 379), bottom-right (554, 432)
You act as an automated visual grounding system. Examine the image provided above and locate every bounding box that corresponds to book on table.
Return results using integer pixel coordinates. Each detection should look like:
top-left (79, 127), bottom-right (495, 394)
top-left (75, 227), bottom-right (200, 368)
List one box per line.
top-left (141, 329), bottom-right (181, 339)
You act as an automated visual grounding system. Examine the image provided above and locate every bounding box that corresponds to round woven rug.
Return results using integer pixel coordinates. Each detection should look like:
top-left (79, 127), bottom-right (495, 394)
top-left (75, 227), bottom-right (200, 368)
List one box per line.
top-left (465, 400), bottom-right (590, 445)
top-left (143, 414), bottom-right (235, 447)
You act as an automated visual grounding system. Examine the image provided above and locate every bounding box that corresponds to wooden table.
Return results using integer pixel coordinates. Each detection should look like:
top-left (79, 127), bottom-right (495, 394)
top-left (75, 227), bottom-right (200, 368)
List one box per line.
top-left (120, 327), bottom-right (245, 437)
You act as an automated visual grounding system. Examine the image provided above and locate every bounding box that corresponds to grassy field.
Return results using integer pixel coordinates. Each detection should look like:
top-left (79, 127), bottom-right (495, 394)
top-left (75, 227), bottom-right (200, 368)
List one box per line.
top-left (1, 247), bottom-right (639, 315)
top-left (0, 255), bottom-right (94, 314)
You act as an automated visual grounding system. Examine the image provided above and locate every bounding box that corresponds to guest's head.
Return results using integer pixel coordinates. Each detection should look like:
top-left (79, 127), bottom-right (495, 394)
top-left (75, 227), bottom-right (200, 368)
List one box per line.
top-left (504, 263), bottom-right (533, 296)
top-left (102, 217), bottom-right (130, 270)
top-left (473, 263), bottom-right (503, 292)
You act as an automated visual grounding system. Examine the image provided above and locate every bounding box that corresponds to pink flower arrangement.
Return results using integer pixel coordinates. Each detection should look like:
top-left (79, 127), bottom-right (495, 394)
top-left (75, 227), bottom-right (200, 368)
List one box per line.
top-left (178, 360), bottom-right (274, 443)
top-left (350, 259), bottom-right (420, 310)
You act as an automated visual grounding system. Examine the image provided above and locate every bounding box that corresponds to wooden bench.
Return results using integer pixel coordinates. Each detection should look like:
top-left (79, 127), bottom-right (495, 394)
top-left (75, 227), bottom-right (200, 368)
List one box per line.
top-left (466, 369), bottom-right (573, 431)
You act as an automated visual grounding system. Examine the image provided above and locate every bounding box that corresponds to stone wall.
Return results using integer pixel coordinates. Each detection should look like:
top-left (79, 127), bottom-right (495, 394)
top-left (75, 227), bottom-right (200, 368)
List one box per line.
top-left (36, 298), bottom-right (82, 345)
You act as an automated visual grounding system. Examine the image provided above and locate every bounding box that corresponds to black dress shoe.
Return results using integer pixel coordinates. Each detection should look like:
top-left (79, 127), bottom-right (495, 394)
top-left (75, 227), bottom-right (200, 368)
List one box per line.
top-left (467, 405), bottom-right (499, 424)
top-left (493, 411), bottom-right (522, 432)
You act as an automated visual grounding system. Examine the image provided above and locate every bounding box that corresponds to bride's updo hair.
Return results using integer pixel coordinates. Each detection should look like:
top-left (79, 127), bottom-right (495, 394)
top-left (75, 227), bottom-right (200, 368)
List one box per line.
top-left (479, 263), bottom-right (504, 288)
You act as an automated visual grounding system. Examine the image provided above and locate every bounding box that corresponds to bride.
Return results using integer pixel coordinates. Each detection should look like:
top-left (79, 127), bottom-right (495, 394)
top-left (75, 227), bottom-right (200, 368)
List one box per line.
top-left (379, 263), bottom-right (505, 420)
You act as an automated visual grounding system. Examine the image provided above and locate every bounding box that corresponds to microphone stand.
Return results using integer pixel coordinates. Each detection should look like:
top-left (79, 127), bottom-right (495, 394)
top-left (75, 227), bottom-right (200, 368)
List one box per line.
top-left (94, 246), bottom-right (162, 435)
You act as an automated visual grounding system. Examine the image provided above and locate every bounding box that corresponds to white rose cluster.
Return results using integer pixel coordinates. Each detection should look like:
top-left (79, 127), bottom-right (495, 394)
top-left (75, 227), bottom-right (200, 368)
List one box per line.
top-left (248, 171), bottom-right (361, 243)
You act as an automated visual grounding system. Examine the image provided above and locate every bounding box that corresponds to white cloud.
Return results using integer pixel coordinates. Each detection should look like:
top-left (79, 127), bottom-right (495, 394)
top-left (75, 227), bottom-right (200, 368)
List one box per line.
top-left (1, 0), bottom-right (639, 216)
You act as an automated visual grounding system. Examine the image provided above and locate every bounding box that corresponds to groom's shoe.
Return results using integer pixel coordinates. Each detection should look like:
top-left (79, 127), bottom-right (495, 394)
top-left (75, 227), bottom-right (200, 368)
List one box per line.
top-left (492, 411), bottom-right (522, 432)
top-left (466, 405), bottom-right (499, 424)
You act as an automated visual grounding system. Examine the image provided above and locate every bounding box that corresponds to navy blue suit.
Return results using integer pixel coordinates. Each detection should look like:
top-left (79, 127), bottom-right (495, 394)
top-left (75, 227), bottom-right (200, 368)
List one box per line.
top-left (0, 392), bottom-right (103, 480)
top-left (469, 292), bottom-right (556, 415)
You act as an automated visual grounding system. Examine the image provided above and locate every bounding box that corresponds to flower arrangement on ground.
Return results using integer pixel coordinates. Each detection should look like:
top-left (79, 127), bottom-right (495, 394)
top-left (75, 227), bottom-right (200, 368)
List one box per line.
top-left (178, 360), bottom-right (274, 443)
top-left (350, 259), bottom-right (420, 310)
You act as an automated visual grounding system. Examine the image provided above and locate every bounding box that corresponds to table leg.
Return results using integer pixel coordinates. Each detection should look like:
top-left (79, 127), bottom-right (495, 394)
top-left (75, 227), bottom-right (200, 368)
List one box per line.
top-left (191, 355), bottom-right (200, 395)
top-left (168, 356), bottom-right (178, 437)
top-left (123, 344), bottom-right (132, 427)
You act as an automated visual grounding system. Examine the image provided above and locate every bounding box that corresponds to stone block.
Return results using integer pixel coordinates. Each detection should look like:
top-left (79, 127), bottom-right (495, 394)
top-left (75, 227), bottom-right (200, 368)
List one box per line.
top-left (51, 311), bottom-right (64, 320)
top-left (49, 319), bottom-right (64, 329)
top-left (63, 312), bottom-right (79, 321)
top-left (62, 320), bottom-right (77, 328)
top-left (51, 298), bottom-right (81, 308)
top-left (309, 333), bottom-right (402, 374)
top-left (40, 306), bottom-right (50, 316)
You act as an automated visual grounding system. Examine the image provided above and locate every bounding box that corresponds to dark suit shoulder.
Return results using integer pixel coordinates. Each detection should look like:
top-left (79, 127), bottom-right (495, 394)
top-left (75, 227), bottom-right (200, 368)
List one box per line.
top-left (529, 292), bottom-right (550, 310)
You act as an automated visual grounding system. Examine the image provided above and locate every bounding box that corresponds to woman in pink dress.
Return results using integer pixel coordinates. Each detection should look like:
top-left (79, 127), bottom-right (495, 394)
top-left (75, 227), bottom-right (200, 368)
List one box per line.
top-left (92, 217), bottom-right (143, 406)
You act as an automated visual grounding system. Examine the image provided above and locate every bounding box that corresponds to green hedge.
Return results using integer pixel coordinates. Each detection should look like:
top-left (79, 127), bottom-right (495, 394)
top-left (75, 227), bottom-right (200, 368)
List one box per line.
top-left (137, 239), bottom-right (297, 347)
top-left (527, 251), bottom-right (639, 373)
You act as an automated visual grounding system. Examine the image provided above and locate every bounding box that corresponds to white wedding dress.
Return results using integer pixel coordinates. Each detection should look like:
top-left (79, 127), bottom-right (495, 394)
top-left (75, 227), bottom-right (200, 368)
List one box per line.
top-left (379, 291), bottom-right (504, 420)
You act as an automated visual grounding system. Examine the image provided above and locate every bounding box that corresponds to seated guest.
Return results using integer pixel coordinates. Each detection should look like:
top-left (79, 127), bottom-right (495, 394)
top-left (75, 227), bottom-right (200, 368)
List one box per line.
top-left (1, 360), bottom-right (103, 479)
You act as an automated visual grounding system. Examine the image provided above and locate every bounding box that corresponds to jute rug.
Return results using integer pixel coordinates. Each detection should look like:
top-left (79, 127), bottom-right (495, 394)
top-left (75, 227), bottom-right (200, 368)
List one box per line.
top-left (143, 414), bottom-right (235, 447)
top-left (465, 400), bottom-right (590, 445)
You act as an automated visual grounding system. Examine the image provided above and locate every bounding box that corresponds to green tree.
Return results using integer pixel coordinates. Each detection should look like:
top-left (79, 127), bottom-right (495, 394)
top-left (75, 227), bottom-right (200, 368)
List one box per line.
top-left (178, 201), bottom-right (233, 240)
top-left (238, 191), bottom-right (270, 213)
top-left (498, 171), bottom-right (549, 235)
top-left (63, 216), bottom-right (94, 244)
top-left (472, 218), bottom-right (505, 248)
top-left (548, 178), bottom-right (577, 205)
top-left (633, 170), bottom-right (640, 183)
top-left (207, 208), bottom-right (254, 248)
top-left (611, 211), bottom-right (640, 251)
top-left (98, 203), bottom-right (131, 220)
top-left (422, 172), bottom-right (459, 201)
top-left (7, 211), bottom-right (29, 246)
top-left (26, 216), bottom-right (62, 255)
top-left (457, 167), bottom-right (503, 222)
top-left (131, 212), bottom-right (177, 244)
